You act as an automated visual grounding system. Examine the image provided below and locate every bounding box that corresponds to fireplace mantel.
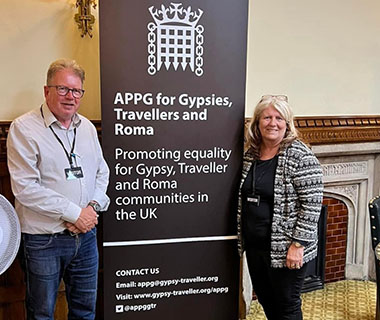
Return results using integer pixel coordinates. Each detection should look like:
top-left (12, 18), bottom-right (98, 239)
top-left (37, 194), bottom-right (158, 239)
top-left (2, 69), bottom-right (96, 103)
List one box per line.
top-left (313, 142), bottom-right (380, 280)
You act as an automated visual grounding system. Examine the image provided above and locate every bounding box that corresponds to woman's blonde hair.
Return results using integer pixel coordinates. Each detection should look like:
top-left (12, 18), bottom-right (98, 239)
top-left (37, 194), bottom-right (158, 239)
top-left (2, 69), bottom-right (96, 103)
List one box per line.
top-left (245, 95), bottom-right (298, 157)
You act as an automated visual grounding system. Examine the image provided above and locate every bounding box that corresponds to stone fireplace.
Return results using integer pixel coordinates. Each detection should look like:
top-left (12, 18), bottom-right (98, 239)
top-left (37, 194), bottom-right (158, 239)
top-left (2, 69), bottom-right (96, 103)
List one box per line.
top-left (314, 141), bottom-right (380, 280)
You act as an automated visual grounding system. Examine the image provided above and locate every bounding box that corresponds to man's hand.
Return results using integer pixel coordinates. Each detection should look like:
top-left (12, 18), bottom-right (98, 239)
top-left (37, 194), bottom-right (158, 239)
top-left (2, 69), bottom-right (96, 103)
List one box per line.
top-left (65, 222), bottom-right (81, 234)
top-left (65, 206), bottom-right (98, 234)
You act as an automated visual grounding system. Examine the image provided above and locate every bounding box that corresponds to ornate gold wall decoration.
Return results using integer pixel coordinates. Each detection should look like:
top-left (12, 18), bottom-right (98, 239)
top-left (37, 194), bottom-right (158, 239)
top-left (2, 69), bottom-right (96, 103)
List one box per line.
top-left (294, 116), bottom-right (380, 145)
top-left (75, 0), bottom-right (97, 38)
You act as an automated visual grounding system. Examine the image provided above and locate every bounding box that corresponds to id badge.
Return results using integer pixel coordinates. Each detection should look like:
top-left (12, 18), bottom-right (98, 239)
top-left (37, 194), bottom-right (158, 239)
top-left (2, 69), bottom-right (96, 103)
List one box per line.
top-left (65, 167), bottom-right (84, 180)
top-left (247, 195), bottom-right (260, 206)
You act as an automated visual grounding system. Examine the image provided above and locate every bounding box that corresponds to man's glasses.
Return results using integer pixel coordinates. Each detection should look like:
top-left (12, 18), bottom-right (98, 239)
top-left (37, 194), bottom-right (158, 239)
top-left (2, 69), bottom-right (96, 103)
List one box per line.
top-left (261, 94), bottom-right (288, 102)
top-left (48, 85), bottom-right (85, 99)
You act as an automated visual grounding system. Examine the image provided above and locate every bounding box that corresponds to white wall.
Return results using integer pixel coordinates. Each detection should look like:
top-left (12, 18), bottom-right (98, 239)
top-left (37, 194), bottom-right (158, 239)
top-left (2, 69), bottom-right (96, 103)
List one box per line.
top-left (0, 0), bottom-right (100, 120)
top-left (246, 0), bottom-right (380, 116)
top-left (1, 0), bottom-right (380, 120)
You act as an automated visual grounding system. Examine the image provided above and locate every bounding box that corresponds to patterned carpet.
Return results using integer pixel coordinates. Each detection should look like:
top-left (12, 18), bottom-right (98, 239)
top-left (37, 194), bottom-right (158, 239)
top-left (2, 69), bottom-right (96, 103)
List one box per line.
top-left (246, 280), bottom-right (377, 320)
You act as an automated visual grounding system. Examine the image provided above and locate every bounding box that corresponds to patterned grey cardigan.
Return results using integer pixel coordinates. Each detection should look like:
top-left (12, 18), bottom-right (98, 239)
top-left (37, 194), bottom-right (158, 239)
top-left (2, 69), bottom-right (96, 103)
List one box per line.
top-left (237, 139), bottom-right (324, 268)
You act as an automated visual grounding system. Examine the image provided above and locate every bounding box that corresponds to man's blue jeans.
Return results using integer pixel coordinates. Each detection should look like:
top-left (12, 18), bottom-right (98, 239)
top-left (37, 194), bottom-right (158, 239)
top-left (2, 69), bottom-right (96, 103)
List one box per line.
top-left (22, 229), bottom-right (98, 320)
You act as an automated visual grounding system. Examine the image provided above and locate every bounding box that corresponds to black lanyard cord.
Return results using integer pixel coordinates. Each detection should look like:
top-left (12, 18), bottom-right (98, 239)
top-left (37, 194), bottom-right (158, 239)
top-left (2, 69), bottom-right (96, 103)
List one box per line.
top-left (49, 126), bottom-right (77, 167)
top-left (251, 157), bottom-right (275, 195)
top-left (251, 161), bottom-right (257, 194)
top-left (40, 106), bottom-right (77, 167)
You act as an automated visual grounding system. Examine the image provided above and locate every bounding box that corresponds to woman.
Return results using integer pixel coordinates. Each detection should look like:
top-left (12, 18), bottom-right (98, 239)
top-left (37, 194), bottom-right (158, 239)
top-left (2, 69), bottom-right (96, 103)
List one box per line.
top-left (238, 95), bottom-right (323, 319)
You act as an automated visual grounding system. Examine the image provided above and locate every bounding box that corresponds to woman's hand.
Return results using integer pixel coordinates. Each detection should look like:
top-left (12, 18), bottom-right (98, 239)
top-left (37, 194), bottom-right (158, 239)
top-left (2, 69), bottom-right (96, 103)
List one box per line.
top-left (286, 243), bottom-right (304, 269)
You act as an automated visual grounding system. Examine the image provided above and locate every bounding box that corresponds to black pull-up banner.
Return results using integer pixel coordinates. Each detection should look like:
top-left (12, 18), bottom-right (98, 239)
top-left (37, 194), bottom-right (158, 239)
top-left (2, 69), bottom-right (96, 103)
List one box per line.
top-left (99, 1), bottom-right (248, 319)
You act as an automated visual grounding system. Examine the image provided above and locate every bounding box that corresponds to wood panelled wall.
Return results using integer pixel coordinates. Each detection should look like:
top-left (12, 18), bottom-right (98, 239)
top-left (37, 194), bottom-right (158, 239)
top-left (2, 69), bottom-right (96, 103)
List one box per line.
top-left (0, 116), bottom-right (379, 319)
top-left (0, 121), bottom-right (102, 320)
top-left (244, 115), bottom-right (380, 145)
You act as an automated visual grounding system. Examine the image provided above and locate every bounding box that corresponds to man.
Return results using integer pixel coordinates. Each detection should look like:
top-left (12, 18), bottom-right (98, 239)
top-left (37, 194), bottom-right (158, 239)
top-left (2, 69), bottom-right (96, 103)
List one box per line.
top-left (7, 59), bottom-right (110, 320)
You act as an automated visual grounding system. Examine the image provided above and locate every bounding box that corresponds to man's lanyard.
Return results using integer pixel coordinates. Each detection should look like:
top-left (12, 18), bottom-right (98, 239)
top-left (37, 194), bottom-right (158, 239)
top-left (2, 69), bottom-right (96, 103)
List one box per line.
top-left (40, 106), bottom-right (77, 168)
top-left (49, 126), bottom-right (77, 168)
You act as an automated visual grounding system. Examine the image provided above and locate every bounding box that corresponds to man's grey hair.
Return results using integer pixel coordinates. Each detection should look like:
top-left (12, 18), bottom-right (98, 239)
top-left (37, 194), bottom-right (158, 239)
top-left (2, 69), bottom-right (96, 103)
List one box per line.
top-left (46, 58), bottom-right (85, 85)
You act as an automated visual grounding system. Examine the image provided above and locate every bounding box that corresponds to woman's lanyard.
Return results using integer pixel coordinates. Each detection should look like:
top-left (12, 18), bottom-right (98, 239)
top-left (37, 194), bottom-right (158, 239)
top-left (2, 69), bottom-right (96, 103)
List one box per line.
top-left (247, 157), bottom-right (275, 206)
top-left (247, 161), bottom-right (260, 206)
top-left (40, 106), bottom-right (84, 180)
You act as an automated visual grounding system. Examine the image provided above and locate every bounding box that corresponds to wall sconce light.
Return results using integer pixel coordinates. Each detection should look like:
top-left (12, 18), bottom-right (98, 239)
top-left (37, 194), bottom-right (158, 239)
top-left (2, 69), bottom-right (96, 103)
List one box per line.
top-left (75, 0), bottom-right (97, 38)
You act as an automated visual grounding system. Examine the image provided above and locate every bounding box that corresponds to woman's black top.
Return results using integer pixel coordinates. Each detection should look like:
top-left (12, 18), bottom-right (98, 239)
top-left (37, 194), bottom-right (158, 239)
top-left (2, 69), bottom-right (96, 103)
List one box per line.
top-left (241, 156), bottom-right (278, 250)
